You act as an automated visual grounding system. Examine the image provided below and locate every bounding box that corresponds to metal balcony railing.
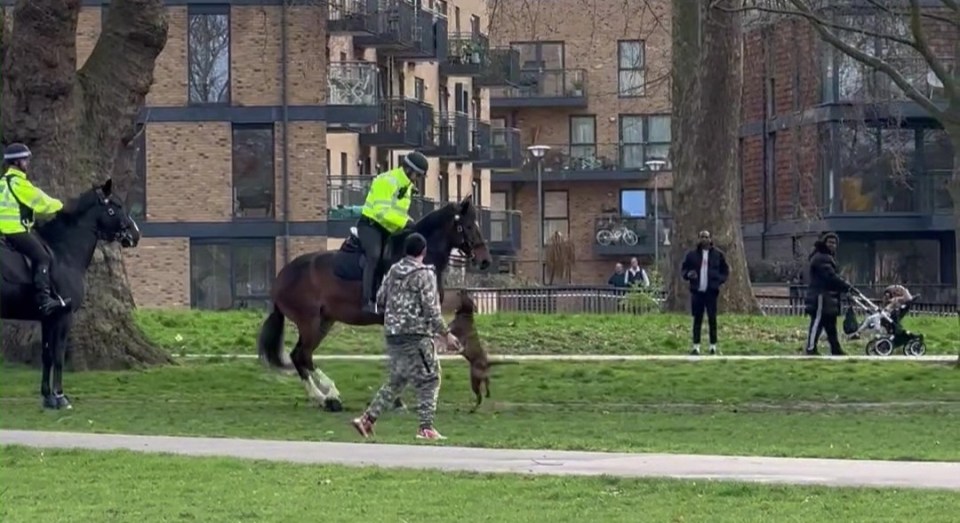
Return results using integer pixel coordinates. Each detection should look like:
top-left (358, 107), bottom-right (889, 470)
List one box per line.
top-left (521, 143), bottom-right (652, 174)
top-left (327, 61), bottom-right (379, 106)
top-left (431, 112), bottom-right (471, 158)
top-left (489, 68), bottom-right (587, 99)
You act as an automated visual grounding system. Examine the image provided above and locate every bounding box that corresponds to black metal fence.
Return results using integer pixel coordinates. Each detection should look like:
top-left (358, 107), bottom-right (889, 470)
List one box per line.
top-left (453, 285), bottom-right (958, 317)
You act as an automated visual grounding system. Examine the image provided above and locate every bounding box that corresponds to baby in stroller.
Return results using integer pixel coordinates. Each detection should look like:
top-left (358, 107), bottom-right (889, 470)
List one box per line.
top-left (845, 285), bottom-right (926, 356)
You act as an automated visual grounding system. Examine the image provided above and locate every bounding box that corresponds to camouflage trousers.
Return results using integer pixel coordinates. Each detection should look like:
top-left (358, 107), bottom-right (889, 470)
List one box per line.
top-left (364, 334), bottom-right (442, 428)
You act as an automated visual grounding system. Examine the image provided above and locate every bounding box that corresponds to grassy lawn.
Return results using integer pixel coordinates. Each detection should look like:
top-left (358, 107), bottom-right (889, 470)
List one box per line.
top-left (2, 447), bottom-right (959, 523)
top-left (136, 309), bottom-right (960, 356)
top-left (3, 359), bottom-right (958, 461)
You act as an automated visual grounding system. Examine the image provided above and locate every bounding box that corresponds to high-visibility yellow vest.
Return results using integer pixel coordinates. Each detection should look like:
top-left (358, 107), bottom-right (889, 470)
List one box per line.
top-left (361, 167), bottom-right (413, 233)
top-left (0, 167), bottom-right (64, 234)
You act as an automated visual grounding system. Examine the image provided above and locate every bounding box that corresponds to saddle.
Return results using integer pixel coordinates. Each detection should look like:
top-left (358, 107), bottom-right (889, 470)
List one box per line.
top-left (332, 226), bottom-right (404, 283)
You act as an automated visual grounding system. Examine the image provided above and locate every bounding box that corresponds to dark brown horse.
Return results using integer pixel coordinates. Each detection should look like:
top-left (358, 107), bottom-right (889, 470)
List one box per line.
top-left (257, 196), bottom-right (492, 411)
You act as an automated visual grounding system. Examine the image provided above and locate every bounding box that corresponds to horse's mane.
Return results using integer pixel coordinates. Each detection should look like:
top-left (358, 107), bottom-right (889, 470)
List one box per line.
top-left (413, 202), bottom-right (460, 236)
top-left (34, 190), bottom-right (99, 244)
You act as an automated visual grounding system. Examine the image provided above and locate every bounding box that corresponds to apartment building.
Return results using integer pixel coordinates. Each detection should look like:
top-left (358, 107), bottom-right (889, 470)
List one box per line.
top-left (485, 0), bottom-right (674, 284)
top-left (739, 15), bottom-right (956, 300)
top-left (49, 0), bottom-right (521, 309)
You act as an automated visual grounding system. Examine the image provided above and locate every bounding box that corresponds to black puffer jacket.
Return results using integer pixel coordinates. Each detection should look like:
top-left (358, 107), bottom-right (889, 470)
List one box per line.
top-left (804, 242), bottom-right (852, 317)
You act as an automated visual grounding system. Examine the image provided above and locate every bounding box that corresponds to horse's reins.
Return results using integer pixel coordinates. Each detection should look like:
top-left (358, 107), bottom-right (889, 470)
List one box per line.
top-left (453, 214), bottom-right (484, 260)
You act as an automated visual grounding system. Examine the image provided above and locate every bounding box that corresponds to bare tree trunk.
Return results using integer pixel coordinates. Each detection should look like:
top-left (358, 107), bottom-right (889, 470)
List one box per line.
top-left (0, 0), bottom-right (173, 370)
top-left (667, 0), bottom-right (760, 314)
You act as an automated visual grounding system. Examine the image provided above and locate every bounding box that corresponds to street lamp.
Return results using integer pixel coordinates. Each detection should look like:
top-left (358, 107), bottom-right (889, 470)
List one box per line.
top-left (645, 158), bottom-right (667, 270)
top-left (528, 145), bottom-right (551, 284)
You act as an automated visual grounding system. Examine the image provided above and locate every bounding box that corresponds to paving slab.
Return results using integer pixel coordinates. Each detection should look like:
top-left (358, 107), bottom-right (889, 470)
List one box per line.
top-left (2, 429), bottom-right (958, 490)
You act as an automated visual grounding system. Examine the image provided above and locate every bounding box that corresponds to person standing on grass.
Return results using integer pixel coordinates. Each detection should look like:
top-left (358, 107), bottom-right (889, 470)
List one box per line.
top-left (681, 230), bottom-right (729, 355)
top-left (804, 231), bottom-right (852, 356)
top-left (352, 232), bottom-right (460, 441)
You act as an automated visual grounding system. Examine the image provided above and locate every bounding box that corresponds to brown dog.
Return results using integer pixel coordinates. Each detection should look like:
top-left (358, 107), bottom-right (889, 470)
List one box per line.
top-left (446, 289), bottom-right (516, 412)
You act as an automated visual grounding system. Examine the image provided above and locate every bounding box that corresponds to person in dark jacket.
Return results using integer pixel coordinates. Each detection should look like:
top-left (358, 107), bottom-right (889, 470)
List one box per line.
top-left (804, 231), bottom-right (853, 356)
top-left (681, 230), bottom-right (729, 355)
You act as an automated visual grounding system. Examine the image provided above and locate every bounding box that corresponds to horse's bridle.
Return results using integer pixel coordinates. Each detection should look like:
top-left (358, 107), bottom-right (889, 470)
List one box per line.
top-left (453, 214), bottom-right (485, 260)
top-left (93, 189), bottom-right (136, 243)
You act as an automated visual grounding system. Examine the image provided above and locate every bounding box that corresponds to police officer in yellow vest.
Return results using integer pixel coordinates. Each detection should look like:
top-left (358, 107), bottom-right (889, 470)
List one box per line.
top-left (1, 143), bottom-right (71, 315)
top-left (357, 151), bottom-right (429, 314)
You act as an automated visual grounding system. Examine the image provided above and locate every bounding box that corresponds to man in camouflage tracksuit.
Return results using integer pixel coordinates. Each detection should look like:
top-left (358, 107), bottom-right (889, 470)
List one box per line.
top-left (352, 232), bottom-right (460, 441)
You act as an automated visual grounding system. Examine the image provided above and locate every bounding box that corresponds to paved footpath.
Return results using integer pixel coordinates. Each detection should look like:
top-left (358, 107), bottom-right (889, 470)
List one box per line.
top-left (2, 429), bottom-right (959, 490)
top-left (180, 353), bottom-right (960, 362)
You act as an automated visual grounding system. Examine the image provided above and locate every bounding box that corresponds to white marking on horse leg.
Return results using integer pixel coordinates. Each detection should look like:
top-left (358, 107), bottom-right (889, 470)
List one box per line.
top-left (311, 369), bottom-right (341, 399)
top-left (302, 375), bottom-right (327, 405)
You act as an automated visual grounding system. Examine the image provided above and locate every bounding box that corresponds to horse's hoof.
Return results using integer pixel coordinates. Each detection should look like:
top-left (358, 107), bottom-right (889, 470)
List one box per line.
top-left (55, 395), bottom-right (73, 410)
top-left (41, 396), bottom-right (58, 410)
top-left (324, 398), bottom-right (344, 412)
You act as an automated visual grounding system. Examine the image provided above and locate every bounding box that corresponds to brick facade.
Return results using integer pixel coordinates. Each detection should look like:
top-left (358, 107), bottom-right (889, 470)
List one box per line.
top-left (487, 0), bottom-right (673, 282)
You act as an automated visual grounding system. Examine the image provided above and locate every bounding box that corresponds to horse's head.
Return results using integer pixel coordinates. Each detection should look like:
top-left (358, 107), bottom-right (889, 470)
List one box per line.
top-left (70, 179), bottom-right (141, 248)
top-left (449, 195), bottom-right (492, 271)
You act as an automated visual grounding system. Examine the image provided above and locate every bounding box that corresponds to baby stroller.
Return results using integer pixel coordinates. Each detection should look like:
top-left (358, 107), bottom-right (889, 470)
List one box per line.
top-left (843, 288), bottom-right (926, 357)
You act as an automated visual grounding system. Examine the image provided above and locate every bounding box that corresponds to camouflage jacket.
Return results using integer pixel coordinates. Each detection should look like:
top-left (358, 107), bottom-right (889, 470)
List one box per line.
top-left (377, 256), bottom-right (448, 338)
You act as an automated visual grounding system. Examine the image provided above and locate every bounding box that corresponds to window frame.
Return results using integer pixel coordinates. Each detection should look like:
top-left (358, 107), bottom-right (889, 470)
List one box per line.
top-left (618, 114), bottom-right (672, 168)
top-left (189, 238), bottom-right (276, 310)
top-left (509, 40), bottom-right (566, 71)
top-left (187, 4), bottom-right (231, 106)
top-left (619, 188), bottom-right (648, 217)
top-left (231, 123), bottom-right (276, 220)
top-left (617, 40), bottom-right (645, 98)
top-left (542, 190), bottom-right (570, 245)
top-left (569, 115), bottom-right (597, 160)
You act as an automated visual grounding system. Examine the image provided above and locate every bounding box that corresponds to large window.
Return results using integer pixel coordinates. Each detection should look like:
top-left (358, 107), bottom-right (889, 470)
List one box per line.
top-left (838, 238), bottom-right (941, 285)
top-left (188, 5), bottom-right (230, 105)
top-left (569, 115), bottom-right (597, 161)
top-left (618, 40), bottom-right (645, 97)
top-left (834, 124), bottom-right (922, 213)
top-left (512, 41), bottom-right (565, 70)
top-left (542, 190), bottom-right (569, 244)
top-left (125, 125), bottom-right (146, 221)
top-left (190, 240), bottom-right (275, 310)
top-left (620, 189), bottom-right (647, 217)
top-left (232, 124), bottom-right (276, 218)
top-left (489, 191), bottom-right (508, 242)
top-left (619, 115), bottom-right (671, 168)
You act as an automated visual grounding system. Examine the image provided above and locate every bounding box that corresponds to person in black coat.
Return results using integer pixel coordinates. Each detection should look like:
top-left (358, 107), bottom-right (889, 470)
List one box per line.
top-left (681, 230), bottom-right (729, 355)
top-left (804, 231), bottom-right (853, 356)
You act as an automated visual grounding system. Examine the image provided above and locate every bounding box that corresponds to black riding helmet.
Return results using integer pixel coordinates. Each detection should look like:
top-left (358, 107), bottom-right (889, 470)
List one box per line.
top-left (402, 151), bottom-right (428, 177)
top-left (3, 143), bottom-right (32, 163)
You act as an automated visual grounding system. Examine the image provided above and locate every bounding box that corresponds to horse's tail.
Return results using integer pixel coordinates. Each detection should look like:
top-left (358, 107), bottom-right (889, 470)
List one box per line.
top-left (257, 304), bottom-right (291, 370)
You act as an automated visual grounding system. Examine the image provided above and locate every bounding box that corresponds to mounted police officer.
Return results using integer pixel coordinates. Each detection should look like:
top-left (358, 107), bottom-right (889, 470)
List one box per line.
top-left (357, 151), bottom-right (429, 314)
top-left (0, 143), bottom-right (71, 315)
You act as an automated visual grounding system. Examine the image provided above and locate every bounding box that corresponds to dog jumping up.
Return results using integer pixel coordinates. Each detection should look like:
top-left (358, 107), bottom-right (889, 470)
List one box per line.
top-left (446, 289), bottom-right (516, 412)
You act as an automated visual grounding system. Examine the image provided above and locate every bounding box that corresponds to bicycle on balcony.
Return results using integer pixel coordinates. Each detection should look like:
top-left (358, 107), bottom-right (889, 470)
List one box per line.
top-left (596, 218), bottom-right (639, 246)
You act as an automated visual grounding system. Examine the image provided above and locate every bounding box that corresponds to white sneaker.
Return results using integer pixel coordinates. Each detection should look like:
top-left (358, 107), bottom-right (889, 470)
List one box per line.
top-left (709, 344), bottom-right (719, 355)
top-left (690, 344), bottom-right (701, 355)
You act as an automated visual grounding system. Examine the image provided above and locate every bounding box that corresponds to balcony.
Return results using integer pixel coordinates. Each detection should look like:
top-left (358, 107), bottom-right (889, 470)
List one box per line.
top-left (592, 215), bottom-right (672, 257)
top-left (424, 112), bottom-right (470, 159)
top-left (491, 143), bottom-right (647, 183)
top-left (328, 0), bottom-right (445, 58)
top-left (472, 125), bottom-right (523, 169)
top-left (326, 61), bottom-right (379, 130)
top-left (359, 97), bottom-right (435, 148)
top-left (481, 208), bottom-right (522, 255)
top-left (475, 47), bottom-right (522, 86)
top-left (822, 170), bottom-right (955, 232)
top-left (489, 69), bottom-right (588, 109)
top-left (440, 33), bottom-right (521, 86)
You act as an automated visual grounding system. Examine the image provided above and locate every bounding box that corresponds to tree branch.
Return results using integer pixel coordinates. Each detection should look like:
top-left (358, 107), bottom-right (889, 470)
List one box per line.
top-left (906, 0), bottom-right (958, 100)
top-left (77, 0), bottom-right (167, 155)
top-left (782, 0), bottom-right (949, 122)
top-left (941, 0), bottom-right (960, 12)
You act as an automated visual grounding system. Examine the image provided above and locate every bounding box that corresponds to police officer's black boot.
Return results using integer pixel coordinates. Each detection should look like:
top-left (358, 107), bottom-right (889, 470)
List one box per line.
top-left (33, 264), bottom-right (69, 315)
top-left (360, 262), bottom-right (378, 314)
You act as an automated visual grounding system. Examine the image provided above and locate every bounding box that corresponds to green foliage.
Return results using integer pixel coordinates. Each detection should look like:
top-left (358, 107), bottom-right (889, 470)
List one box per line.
top-left (622, 268), bottom-right (665, 313)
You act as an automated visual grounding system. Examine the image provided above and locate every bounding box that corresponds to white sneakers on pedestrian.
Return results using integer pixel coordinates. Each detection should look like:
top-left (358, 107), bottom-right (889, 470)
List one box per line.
top-left (690, 344), bottom-right (719, 355)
